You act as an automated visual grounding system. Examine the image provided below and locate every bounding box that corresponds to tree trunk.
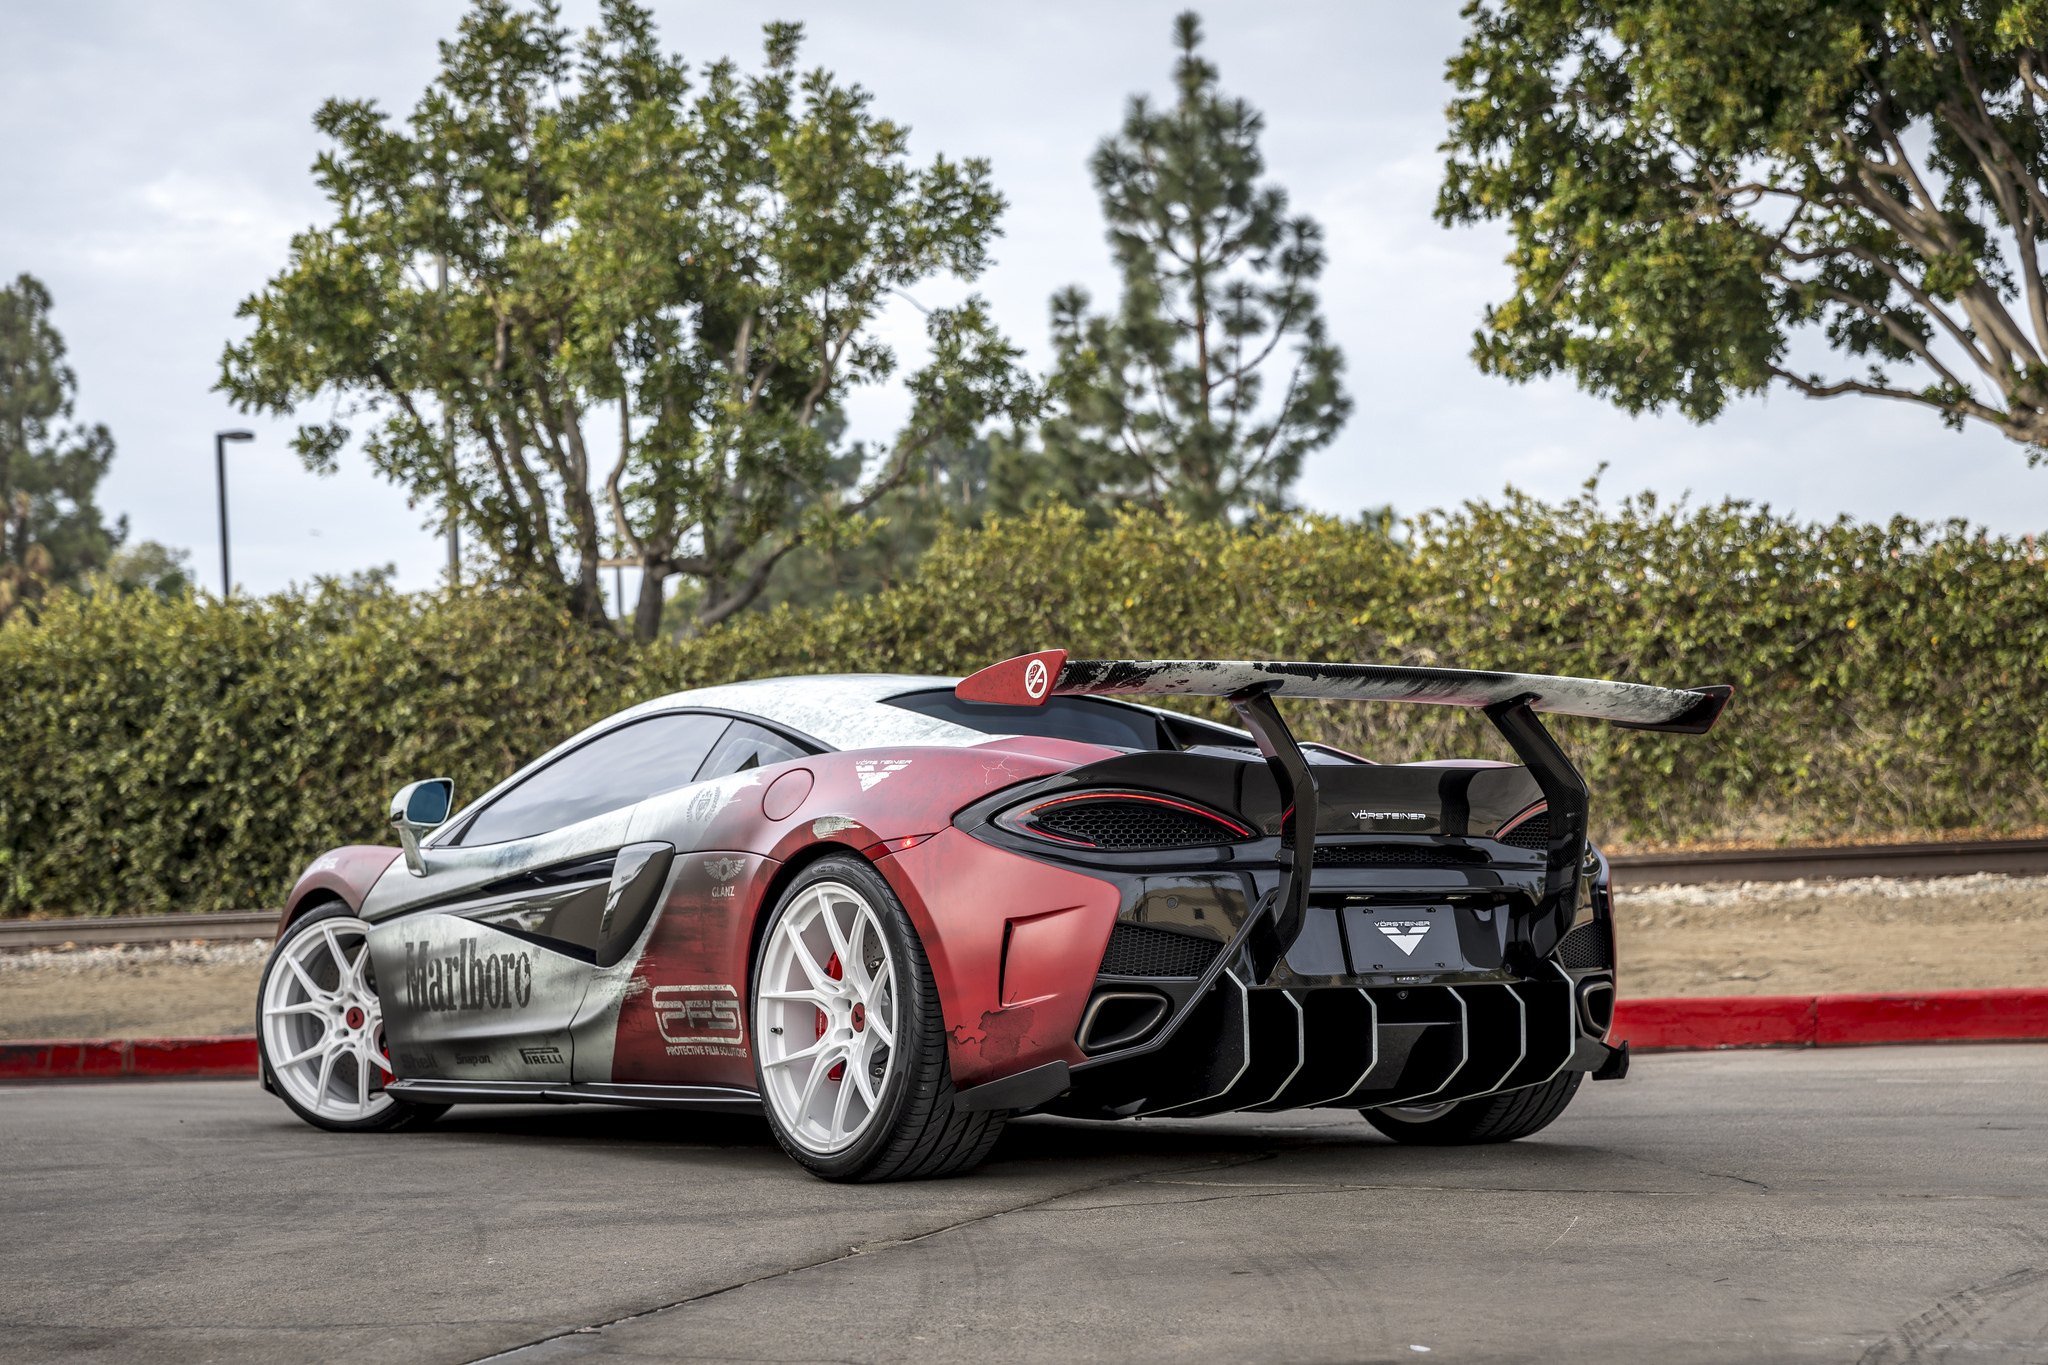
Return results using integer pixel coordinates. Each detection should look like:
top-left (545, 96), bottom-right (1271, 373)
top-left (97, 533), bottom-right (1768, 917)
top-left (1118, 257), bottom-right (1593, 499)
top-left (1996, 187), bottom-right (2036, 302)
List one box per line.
top-left (632, 563), bottom-right (668, 643)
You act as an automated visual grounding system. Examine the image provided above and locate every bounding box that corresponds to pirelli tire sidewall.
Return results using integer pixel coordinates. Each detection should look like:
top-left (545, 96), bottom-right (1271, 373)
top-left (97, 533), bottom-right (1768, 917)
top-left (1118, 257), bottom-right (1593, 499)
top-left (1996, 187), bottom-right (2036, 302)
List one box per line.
top-left (750, 854), bottom-right (1002, 1181)
top-left (1362, 1070), bottom-right (1583, 1147)
top-left (257, 902), bottom-right (446, 1134)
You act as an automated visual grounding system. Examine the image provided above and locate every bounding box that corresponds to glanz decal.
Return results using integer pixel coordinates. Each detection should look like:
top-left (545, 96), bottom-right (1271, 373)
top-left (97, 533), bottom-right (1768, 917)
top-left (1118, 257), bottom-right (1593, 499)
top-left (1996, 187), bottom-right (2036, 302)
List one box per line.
top-left (520, 1045), bottom-right (564, 1066)
top-left (854, 759), bottom-right (911, 790)
top-left (1376, 920), bottom-right (1432, 955)
top-left (704, 856), bottom-right (746, 899)
top-left (652, 984), bottom-right (745, 1057)
top-left (403, 939), bottom-right (534, 1012)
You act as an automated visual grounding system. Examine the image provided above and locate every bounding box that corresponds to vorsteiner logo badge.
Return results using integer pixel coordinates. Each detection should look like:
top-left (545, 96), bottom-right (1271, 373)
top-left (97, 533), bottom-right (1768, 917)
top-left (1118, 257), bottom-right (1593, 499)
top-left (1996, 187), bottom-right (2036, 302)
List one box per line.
top-left (1353, 810), bottom-right (1428, 821)
top-left (1377, 920), bottom-right (1432, 955)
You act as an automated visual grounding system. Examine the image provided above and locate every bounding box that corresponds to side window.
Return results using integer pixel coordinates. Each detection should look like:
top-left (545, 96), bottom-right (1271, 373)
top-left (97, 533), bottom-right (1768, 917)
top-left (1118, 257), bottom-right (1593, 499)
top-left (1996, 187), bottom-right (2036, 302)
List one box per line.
top-left (454, 714), bottom-right (731, 847)
top-left (698, 720), bottom-right (810, 780)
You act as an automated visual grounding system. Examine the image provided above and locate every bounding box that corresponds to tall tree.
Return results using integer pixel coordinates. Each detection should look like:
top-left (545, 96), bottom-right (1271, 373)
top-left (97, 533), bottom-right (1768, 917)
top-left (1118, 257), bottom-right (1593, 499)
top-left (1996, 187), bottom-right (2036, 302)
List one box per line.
top-left (1440, 0), bottom-right (2048, 456)
top-left (0, 273), bottom-right (126, 621)
top-left (1040, 11), bottom-right (1349, 520)
top-left (221, 1), bottom-right (1029, 639)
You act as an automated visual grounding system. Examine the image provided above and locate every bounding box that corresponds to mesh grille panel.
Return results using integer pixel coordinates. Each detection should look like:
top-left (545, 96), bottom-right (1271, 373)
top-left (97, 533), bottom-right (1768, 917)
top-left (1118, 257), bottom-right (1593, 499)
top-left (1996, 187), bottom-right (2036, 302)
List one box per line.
top-left (1031, 799), bottom-right (1241, 850)
top-left (1313, 842), bottom-right (1488, 868)
top-left (1556, 920), bottom-right (1612, 970)
top-left (1098, 923), bottom-right (1223, 978)
top-left (1498, 812), bottom-right (1551, 850)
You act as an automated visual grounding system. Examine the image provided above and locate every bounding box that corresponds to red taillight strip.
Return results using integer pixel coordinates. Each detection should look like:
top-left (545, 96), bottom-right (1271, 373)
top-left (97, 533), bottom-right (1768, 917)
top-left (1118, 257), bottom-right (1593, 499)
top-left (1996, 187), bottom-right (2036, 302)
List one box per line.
top-left (1496, 802), bottom-right (1548, 838)
top-left (1013, 790), bottom-right (1256, 845)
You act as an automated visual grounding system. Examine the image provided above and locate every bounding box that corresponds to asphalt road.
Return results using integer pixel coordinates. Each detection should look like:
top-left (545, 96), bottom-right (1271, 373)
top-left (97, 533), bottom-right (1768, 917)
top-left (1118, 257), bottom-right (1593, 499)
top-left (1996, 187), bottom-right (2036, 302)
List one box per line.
top-left (3, 1046), bottom-right (2044, 1364)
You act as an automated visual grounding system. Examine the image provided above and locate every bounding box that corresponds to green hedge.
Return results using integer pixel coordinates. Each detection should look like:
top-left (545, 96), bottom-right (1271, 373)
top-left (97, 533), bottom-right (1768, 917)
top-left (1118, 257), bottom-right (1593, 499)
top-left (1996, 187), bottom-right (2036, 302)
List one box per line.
top-left (6, 490), bottom-right (2047, 916)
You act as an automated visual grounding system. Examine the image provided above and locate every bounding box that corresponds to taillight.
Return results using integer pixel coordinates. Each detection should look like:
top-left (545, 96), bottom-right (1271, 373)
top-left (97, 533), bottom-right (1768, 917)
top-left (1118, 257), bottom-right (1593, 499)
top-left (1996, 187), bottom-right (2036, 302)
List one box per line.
top-left (996, 790), bottom-right (1254, 851)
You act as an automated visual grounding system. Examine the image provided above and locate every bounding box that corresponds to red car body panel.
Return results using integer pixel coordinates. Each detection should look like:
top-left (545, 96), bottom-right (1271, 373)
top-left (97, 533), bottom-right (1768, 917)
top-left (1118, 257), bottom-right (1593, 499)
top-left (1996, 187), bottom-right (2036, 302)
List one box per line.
top-left (876, 829), bottom-right (1121, 1088)
top-left (280, 845), bottom-right (402, 934)
top-left (603, 735), bottom-right (1122, 1091)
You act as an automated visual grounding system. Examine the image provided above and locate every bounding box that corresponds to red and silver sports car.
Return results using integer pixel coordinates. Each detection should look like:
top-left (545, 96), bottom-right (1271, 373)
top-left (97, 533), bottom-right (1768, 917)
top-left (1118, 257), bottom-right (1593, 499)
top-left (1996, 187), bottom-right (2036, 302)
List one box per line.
top-left (257, 652), bottom-right (1728, 1181)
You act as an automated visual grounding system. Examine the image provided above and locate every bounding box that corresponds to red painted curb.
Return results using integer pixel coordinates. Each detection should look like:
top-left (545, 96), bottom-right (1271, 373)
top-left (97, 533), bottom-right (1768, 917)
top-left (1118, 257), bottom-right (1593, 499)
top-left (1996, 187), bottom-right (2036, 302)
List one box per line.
top-left (1612, 993), bottom-right (1818, 1050)
top-left (3, 990), bottom-right (2043, 1081)
top-left (1615, 988), bottom-right (2048, 1052)
top-left (0, 1036), bottom-right (256, 1081)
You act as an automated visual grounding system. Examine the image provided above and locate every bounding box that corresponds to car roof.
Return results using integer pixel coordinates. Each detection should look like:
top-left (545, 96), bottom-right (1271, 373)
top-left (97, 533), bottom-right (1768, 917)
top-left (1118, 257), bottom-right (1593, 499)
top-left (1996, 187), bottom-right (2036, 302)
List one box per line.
top-left (615, 674), bottom-right (988, 751)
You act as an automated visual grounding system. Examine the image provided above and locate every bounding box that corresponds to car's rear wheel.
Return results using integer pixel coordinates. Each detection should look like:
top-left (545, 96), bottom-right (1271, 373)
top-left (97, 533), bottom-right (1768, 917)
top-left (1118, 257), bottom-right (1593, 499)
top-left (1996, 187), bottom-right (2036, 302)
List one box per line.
top-left (258, 904), bottom-right (444, 1133)
top-left (1361, 1071), bottom-right (1582, 1145)
top-left (751, 856), bottom-right (1005, 1181)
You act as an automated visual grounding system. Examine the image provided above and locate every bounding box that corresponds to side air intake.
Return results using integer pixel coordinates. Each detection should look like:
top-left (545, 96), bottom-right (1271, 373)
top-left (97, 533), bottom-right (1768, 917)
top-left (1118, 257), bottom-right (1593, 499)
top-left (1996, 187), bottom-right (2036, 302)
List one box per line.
top-left (1098, 922), bottom-right (1224, 978)
top-left (1497, 809), bottom-right (1550, 851)
top-left (1555, 920), bottom-right (1612, 970)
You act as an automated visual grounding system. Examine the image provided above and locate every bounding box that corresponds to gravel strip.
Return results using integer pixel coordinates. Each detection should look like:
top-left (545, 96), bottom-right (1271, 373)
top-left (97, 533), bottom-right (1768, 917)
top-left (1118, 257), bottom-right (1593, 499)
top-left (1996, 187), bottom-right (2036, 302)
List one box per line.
top-left (0, 940), bottom-right (273, 974)
top-left (1623, 871), bottom-right (2048, 908)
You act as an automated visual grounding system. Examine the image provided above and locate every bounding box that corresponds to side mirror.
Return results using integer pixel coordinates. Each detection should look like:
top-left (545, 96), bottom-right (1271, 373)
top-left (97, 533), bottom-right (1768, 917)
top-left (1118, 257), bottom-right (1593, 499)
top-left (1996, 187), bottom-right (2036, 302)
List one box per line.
top-left (389, 778), bottom-right (455, 877)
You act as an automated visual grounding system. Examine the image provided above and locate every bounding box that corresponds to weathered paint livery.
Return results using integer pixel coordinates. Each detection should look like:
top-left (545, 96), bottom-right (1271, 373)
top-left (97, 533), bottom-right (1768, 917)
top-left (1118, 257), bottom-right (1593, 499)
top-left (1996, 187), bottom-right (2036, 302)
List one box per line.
top-left (271, 662), bottom-right (1725, 1127)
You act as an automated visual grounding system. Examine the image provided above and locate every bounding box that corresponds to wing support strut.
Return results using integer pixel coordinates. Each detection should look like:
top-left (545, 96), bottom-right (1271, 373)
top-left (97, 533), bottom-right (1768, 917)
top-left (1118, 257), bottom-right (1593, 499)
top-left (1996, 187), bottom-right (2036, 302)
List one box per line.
top-left (1484, 695), bottom-right (1590, 964)
top-left (1228, 684), bottom-right (1317, 980)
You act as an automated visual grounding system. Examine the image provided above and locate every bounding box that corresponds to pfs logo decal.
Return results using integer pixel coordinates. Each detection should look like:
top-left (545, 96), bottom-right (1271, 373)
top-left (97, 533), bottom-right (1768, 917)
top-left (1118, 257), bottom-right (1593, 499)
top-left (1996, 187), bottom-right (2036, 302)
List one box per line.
top-left (652, 984), bottom-right (746, 1057)
top-left (854, 759), bottom-right (912, 791)
top-left (703, 856), bottom-right (746, 899)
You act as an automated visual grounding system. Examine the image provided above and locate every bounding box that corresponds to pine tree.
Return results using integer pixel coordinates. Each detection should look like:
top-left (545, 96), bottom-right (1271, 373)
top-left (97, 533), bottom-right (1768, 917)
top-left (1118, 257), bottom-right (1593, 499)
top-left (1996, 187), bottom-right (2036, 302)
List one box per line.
top-left (1041, 11), bottom-right (1350, 520)
top-left (0, 273), bottom-right (126, 620)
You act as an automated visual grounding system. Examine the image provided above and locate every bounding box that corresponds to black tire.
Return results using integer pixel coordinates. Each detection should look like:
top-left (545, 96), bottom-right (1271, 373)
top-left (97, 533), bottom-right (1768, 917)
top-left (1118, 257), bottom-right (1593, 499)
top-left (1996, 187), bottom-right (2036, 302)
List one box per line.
top-left (257, 902), bottom-right (446, 1134)
top-left (1362, 1071), bottom-right (1582, 1146)
top-left (751, 856), bottom-right (1006, 1182)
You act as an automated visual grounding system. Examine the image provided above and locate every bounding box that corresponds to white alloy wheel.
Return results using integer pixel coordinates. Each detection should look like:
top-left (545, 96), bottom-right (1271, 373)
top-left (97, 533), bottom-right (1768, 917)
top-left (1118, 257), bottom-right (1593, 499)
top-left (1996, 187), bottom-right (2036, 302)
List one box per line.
top-left (260, 916), bottom-right (397, 1123)
top-left (755, 880), bottom-right (900, 1155)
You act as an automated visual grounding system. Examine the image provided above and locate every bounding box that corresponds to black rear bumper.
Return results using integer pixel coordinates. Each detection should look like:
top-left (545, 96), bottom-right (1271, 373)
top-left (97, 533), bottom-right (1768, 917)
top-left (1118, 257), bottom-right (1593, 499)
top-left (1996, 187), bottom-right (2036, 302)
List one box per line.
top-left (1048, 972), bottom-right (1584, 1120)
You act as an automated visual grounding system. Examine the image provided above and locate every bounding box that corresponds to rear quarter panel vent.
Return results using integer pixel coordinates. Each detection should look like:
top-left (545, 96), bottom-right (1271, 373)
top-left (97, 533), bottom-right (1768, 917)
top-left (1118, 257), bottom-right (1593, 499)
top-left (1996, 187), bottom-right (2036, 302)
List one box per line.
top-left (1005, 792), bottom-right (1252, 851)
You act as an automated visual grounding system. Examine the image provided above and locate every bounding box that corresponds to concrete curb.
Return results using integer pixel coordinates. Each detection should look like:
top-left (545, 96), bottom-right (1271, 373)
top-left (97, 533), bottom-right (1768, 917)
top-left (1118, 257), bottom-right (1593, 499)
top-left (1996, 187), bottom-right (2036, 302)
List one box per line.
top-left (4, 989), bottom-right (2044, 1081)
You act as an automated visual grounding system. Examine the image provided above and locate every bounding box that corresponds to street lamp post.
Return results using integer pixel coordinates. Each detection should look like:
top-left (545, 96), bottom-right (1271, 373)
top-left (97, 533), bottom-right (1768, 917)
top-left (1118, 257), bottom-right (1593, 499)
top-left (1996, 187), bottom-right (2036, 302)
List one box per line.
top-left (215, 430), bottom-right (254, 597)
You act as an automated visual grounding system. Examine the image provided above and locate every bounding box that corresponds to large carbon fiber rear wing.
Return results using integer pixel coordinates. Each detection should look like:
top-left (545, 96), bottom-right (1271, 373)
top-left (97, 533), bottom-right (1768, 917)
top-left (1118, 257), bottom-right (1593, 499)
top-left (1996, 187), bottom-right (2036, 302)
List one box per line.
top-left (957, 651), bottom-right (1731, 975)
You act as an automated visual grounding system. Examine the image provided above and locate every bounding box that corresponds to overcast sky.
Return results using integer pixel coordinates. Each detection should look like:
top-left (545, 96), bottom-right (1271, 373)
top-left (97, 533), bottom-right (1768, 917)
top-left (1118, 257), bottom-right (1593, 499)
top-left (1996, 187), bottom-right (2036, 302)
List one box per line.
top-left (5, 2), bottom-right (2044, 602)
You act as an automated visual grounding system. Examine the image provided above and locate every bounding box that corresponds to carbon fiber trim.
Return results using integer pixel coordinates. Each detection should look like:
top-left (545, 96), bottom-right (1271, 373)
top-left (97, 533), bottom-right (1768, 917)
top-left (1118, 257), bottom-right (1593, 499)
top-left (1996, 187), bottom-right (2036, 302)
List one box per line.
top-left (1253, 992), bottom-right (1309, 1108)
top-left (1296, 988), bottom-right (1381, 1107)
top-left (1370, 987), bottom-right (1470, 1109)
top-left (1145, 971), bottom-right (1252, 1115)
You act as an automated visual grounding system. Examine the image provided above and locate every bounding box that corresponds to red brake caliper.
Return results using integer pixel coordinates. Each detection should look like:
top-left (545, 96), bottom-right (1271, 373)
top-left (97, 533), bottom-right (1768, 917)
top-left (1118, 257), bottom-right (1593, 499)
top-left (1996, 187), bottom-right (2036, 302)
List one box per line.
top-left (820, 953), bottom-right (846, 1081)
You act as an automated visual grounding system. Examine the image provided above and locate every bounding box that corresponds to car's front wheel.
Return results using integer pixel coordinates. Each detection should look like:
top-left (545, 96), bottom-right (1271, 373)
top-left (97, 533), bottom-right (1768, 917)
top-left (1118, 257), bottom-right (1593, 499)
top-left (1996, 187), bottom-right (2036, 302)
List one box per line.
top-left (751, 856), bottom-right (1004, 1181)
top-left (257, 904), bottom-right (444, 1133)
top-left (1362, 1071), bottom-right (1582, 1146)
